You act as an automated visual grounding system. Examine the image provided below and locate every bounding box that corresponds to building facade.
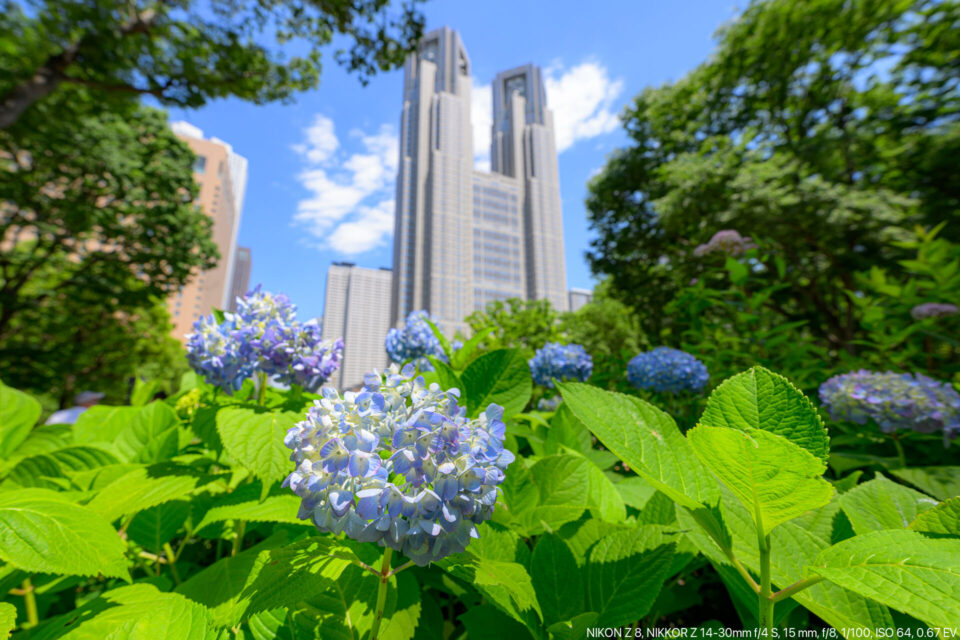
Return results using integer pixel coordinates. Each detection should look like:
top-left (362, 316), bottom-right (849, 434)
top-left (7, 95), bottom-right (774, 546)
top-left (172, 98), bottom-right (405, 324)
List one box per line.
top-left (227, 246), bottom-right (252, 312)
top-left (168, 122), bottom-right (248, 340)
top-left (322, 263), bottom-right (393, 390)
top-left (389, 27), bottom-right (568, 335)
top-left (568, 287), bottom-right (593, 312)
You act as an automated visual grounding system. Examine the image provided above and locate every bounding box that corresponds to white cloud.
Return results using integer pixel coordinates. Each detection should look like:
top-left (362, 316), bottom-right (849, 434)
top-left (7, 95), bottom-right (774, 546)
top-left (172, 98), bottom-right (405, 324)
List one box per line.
top-left (471, 80), bottom-right (492, 172)
top-left (293, 116), bottom-right (398, 255)
top-left (545, 61), bottom-right (624, 153)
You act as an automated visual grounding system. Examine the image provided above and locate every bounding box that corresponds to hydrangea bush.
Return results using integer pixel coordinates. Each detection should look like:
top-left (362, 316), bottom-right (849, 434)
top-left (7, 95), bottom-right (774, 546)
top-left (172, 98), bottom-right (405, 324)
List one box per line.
top-left (627, 346), bottom-right (709, 393)
top-left (528, 342), bottom-right (593, 388)
top-left (385, 310), bottom-right (448, 371)
top-left (693, 229), bottom-right (757, 257)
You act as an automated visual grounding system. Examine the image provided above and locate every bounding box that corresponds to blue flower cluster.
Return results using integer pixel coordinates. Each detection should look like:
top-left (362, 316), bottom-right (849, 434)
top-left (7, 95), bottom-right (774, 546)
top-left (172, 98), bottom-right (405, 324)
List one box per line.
top-left (819, 370), bottom-right (960, 438)
top-left (385, 310), bottom-right (447, 371)
top-left (627, 347), bottom-right (709, 393)
top-left (186, 286), bottom-right (344, 393)
top-left (528, 342), bottom-right (593, 388)
top-left (911, 302), bottom-right (958, 320)
top-left (282, 364), bottom-right (514, 565)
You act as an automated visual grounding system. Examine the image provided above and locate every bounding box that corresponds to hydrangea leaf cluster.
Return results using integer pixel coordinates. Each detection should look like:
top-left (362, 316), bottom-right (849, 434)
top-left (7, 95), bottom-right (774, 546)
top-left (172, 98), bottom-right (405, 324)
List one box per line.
top-left (911, 302), bottom-right (958, 320)
top-left (693, 229), bottom-right (757, 257)
top-left (627, 347), bottom-right (710, 393)
top-left (385, 310), bottom-right (448, 371)
top-left (282, 364), bottom-right (514, 565)
top-left (819, 370), bottom-right (960, 439)
top-left (528, 342), bottom-right (593, 388)
top-left (186, 286), bottom-right (343, 393)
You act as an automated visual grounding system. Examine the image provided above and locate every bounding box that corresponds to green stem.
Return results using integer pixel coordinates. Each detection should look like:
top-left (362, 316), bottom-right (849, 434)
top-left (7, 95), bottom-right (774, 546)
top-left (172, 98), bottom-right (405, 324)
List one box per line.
top-left (892, 433), bottom-right (906, 469)
top-left (257, 372), bottom-right (268, 406)
top-left (21, 578), bottom-right (38, 628)
top-left (771, 576), bottom-right (824, 603)
top-left (231, 520), bottom-right (246, 557)
top-left (163, 543), bottom-right (182, 585)
top-left (757, 533), bottom-right (773, 633)
top-left (369, 547), bottom-right (393, 640)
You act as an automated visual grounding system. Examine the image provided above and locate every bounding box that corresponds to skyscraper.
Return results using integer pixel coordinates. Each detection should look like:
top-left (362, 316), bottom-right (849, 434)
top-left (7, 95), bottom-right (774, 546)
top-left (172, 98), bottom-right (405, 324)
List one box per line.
top-left (322, 262), bottom-right (393, 390)
top-left (227, 246), bottom-right (252, 312)
top-left (168, 121), bottom-right (248, 340)
top-left (390, 27), bottom-right (568, 335)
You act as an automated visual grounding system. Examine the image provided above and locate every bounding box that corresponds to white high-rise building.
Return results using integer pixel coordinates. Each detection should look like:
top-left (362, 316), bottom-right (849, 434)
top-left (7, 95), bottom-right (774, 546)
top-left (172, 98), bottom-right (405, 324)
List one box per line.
top-left (568, 287), bottom-right (593, 312)
top-left (390, 27), bottom-right (568, 336)
top-left (322, 263), bottom-right (392, 390)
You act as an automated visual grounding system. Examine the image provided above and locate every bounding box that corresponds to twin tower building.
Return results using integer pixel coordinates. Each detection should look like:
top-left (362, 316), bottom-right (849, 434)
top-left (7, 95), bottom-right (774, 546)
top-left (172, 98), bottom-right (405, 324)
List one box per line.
top-left (323, 26), bottom-right (569, 387)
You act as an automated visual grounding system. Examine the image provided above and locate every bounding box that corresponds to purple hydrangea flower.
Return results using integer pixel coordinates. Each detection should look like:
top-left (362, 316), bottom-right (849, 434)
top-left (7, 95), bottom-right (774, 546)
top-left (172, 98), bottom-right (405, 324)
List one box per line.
top-left (256, 320), bottom-right (345, 392)
top-left (385, 310), bottom-right (447, 372)
top-left (627, 347), bottom-right (709, 393)
top-left (529, 342), bottom-right (593, 388)
top-left (819, 370), bottom-right (960, 439)
top-left (911, 303), bottom-right (959, 320)
top-left (282, 364), bottom-right (514, 565)
top-left (185, 315), bottom-right (256, 392)
top-left (693, 230), bottom-right (757, 257)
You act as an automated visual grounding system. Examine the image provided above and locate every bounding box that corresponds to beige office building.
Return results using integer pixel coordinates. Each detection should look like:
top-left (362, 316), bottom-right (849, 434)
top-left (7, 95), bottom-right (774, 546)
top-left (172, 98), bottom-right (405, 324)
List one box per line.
top-left (168, 122), bottom-right (248, 340)
top-left (390, 27), bottom-right (568, 336)
top-left (322, 263), bottom-right (392, 390)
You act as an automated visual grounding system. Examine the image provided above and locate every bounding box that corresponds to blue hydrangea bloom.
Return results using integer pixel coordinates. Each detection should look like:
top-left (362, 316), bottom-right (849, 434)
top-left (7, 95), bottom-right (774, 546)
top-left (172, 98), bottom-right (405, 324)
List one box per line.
top-left (185, 315), bottom-right (256, 392)
top-left (256, 320), bottom-right (345, 392)
top-left (627, 347), bottom-right (709, 393)
top-left (385, 310), bottom-right (447, 371)
top-left (282, 364), bottom-right (514, 565)
top-left (819, 370), bottom-right (960, 438)
top-left (235, 285), bottom-right (297, 332)
top-left (529, 342), bottom-right (593, 388)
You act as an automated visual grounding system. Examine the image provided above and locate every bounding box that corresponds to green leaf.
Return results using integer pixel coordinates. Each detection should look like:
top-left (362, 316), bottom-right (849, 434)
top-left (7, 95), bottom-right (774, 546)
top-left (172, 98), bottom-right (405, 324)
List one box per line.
top-left (0, 602), bottom-right (15, 639)
top-left (426, 356), bottom-right (461, 394)
top-left (839, 475), bottom-right (938, 534)
top-left (460, 348), bottom-right (532, 419)
top-left (451, 326), bottom-right (495, 370)
top-left (700, 366), bottom-right (829, 462)
top-left (213, 308), bottom-right (226, 324)
top-left (72, 405), bottom-right (140, 444)
top-left (545, 403), bottom-right (593, 456)
top-left (0, 380), bottom-right (41, 457)
top-left (25, 584), bottom-right (215, 639)
top-left (422, 315), bottom-right (454, 362)
top-left (217, 407), bottom-right (299, 488)
top-left (812, 529), bottom-right (960, 629)
top-left (725, 256), bottom-right (748, 284)
top-left (0, 488), bottom-right (128, 579)
top-left (909, 497), bottom-right (960, 536)
top-left (130, 378), bottom-right (161, 407)
top-left (586, 526), bottom-right (676, 628)
top-left (460, 604), bottom-right (534, 640)
top-left (127, 500), bottom-right (190, 553)
top-left (86, 464), bottom-right (201, 521)
top-left (689, 426), bottom-right (834, 536)
top-left (557, 381), bottom-right (719, 511)
top-left (114, 401), bottom-right (181, 463)
top-left (7, 424), bottom-right (71, 459)
top-left (547, 612), bottom-right (599, 640)
top-left (2, 445), bottom-right (121, 488)
top-left (176, 535), bottom-right (352, 627)
top-left (531, 535), bottom-right (583, 626)
top-left (891, 466), bottom-right (960, 501)
top-left (195, 484), bottom-right (311, 531)
top-left (439, 554), bottom-right (542, 627)
top-left (614, 477), bottom-right (657, 511)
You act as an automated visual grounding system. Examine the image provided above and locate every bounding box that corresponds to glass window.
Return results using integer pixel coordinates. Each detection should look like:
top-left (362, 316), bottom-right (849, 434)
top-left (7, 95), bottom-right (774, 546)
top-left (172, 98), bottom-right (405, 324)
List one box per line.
top-left (193, 156), bottom-right (206, 173)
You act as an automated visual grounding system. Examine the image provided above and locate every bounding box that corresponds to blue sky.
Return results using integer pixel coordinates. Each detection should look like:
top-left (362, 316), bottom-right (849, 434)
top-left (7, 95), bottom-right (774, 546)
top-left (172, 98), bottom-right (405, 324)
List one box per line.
top-left (167, 0), bottom-right (739, 322)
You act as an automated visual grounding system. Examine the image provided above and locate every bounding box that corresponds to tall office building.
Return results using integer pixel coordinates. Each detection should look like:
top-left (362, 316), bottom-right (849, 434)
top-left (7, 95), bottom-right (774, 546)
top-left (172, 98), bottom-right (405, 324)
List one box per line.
top-left (390, 27), bottom-right (568, 335)
top-left (227, 246), bottom-right (252, 312)
top-left (568, 287), bottom-right (593, 312)
top-left (322, 263), bottom-right (393, 390)
top-left (168, 121), bottom-right (249, 340)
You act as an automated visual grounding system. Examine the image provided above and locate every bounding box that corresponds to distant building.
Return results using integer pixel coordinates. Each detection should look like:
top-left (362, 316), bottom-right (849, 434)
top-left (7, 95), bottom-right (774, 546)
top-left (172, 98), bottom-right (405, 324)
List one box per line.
top-left (390, 26), bottom-right (568, 336)
top-left (227, 246), bottom-right (252, 311)
top-left (322, 263), bottom-right (393, 390)
top-left (168, 121), bottom-right (248, 340)
top-left (568, 287), bottom-right (593, 312)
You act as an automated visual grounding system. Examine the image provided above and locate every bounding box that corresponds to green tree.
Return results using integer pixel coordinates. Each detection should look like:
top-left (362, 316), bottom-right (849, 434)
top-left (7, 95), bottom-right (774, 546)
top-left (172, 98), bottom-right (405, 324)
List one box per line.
top-left (0, 0), bottom-right (425, 128)
top-left (464, 298), bottom-right (561, 354)
top-left (586, 0), bottom-right (959, 353)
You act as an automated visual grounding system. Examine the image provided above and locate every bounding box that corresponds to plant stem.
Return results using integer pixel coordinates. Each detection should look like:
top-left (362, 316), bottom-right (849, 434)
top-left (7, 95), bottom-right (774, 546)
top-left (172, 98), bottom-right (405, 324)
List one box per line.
top-left (257, 372), bottom-right (267, 406)
top-left (163, 543), bottom-right (182, 585)
top-left (771, 576), bottom-right (824, 603)
top-left (369, 547), bottom-right (393, 640)
top-left (232, 520), bottom-right (246, 556)
top-left (21, 578), bottom-right (38, 628)
top-left (757, 532), bottom-right (773, 634)
top-left (891, 433), bottom-right (906, 469)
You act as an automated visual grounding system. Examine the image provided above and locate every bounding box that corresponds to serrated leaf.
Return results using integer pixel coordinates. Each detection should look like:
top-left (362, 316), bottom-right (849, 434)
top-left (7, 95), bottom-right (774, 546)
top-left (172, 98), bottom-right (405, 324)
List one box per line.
top-left (557, 381), bottom-right (719, 511)
top-left (531, 535), bottom-right (583, 626)
top-left (7, 424), bottom-right (71, 458)
top-left (892, 466), bottom-right (960, 501)
top-left (839, 475), bottom-right (938, 534)
top-left (195, 484), bottom-right (310, 531)
top-left (547, 612), bottom-right (600, 640)
top-left (451, 326), bottom-right (494, 370)
top-left (701, 366), bottom-right (829, 462)
top-left (0, 602), bottom-right (15, 639)
top-left (130, 378), bottom-right (161, 407)
top-left (0, 488), bottom-right (128, 579)
top-left (587, 526), bottom-right (676, 628)
top-left (114, 401), bottom-right (181, 463)
top-left (439, 553), bottom-right (542, 627)
top-left (176, 535), bottom-right (352, 627)
top-left (72, 405), bottom-right (140, 444)
top-left (25, 583), bottom-right (215, 639)
top-left (689, 426), bottom-right (834, 536)
top-left (2, 445), bottom-right (121, 489)
top-left (460, 348), bottom-right (532, 419)
top-left (909, 497), bottom-right (960, 535)
top-left (614, 476), bottom-right (657, 511)
top-left (86, 464), bottom-right (202, 521)
top-left (0, 380), bottom-right (41, 458)
top-left (217, 407), bottom-right (299, 487)
top-left (812, 529), bottom-right (960, 629)
top-left (127, 500), bottom-right (190, 553)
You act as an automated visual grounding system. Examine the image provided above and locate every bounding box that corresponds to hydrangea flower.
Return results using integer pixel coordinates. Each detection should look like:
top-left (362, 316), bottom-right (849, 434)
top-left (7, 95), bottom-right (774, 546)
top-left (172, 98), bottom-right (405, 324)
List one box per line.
top-left (911, 303), bottom-right (959, 320)
top-left (693, 230), bottom-right (757, 257)
top-left (819, 370), bottom-right (960, 438)
top-left (235, 285), bottom-right (297, 331)
top-left (256, 320), bottom-right (345, 392)
top-left (529, 342), bottom-right (593, 388)
top-left (185, 315), bottom-right (256, 392)
top-left (627, 347), bottom-right (709, 393)
top-left (282, 364), bottom-right (514, 565)
top-left (385, 310), bottom-right (447, 371)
